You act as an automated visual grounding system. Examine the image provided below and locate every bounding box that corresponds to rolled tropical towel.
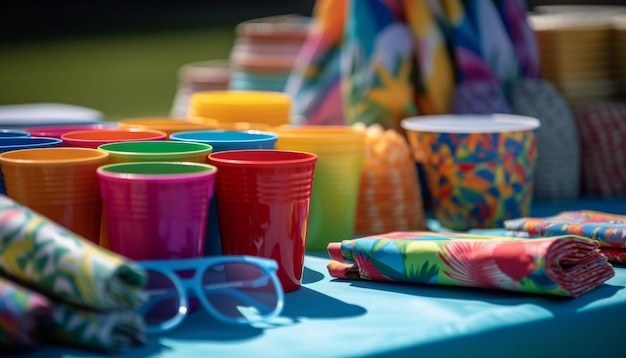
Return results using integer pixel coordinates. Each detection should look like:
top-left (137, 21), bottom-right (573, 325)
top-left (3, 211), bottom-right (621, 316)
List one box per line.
top-left (327, 231), bottom-right (614, 297)
top-left (0, 195), bottom-right (146, 311)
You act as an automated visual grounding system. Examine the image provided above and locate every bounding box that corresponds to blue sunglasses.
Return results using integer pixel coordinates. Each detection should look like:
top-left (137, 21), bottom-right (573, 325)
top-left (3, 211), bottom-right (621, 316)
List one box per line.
top-left (137, 255), bottom-right (284, 333)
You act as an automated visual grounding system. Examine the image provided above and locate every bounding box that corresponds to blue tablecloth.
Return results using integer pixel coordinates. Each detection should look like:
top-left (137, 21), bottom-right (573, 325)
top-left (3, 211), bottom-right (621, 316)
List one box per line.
top-left (24, 198), bottom-right (626, 357)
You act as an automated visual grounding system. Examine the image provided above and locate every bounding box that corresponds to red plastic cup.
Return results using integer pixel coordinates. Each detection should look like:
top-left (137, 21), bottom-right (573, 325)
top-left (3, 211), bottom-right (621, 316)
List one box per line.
top-left (97, 161), bottom-right (217, 261)
top-left (207, 149), bottom-right (317, 292)
top-left (61, 129), bottom-right (167, 149)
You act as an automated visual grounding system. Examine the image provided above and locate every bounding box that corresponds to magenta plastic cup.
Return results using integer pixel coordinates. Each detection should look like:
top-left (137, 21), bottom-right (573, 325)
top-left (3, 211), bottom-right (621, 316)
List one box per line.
top-left (97, 161), bottom-right (217, 261)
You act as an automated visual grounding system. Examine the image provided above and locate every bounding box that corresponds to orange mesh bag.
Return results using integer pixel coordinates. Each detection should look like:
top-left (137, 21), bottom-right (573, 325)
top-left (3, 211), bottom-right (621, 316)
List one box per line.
top-left (354, 123), bottom-right (426, 235)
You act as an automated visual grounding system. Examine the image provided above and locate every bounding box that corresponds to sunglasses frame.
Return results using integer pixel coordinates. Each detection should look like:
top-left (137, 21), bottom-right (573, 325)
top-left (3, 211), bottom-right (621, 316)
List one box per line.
top-left (138, 255), bottom-right (285, 333)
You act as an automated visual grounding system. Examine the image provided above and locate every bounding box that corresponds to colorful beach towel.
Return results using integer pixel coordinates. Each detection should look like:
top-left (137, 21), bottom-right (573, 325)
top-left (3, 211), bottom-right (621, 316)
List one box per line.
top-left (0, 195), bottom-right (147, 312)
top-left (505, 210), bottom-right (626, 263)
top-left (327, 231), bottom-right (614, 297)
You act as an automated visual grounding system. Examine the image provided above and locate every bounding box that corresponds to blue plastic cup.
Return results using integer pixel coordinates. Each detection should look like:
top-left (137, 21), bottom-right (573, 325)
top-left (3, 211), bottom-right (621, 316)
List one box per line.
top-left (169, 130), bottom-right (278, 256)
top-left (0, 137), bottom-right (64, 194)
top-left (0, 129), bottom-right (30, 138)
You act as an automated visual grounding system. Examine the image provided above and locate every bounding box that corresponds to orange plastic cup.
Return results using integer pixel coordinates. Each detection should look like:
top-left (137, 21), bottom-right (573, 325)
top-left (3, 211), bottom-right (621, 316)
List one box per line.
top-left (0, 147), bottom-right (109, 243)
top-left (61, 129), bottom-right (167, 148)
top-left (117, 117), bottom-right (218, 138)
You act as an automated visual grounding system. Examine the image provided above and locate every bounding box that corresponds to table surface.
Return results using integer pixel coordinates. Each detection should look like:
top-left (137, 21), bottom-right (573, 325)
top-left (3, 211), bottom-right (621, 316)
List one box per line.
top-left (23, 197), bottom-right (626, 358)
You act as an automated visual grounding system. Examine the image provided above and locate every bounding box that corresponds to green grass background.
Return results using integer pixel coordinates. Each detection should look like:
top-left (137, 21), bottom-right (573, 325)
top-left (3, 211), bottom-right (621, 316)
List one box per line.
top-left (0, 26), bottom-right (236, 122)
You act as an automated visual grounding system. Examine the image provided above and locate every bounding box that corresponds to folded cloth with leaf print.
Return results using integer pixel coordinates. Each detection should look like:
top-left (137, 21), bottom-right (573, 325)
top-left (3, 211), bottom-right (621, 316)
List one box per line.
top-left (0, 274), bottom-right (145, 353)
top-left (0, 275), bottom-right (52, 351)
top-left (0, 195), bottom-right (146, 311)
top-left (327, 231), bottom-right (614, 297)
top-left (505, 210), bottom-right (626, 264)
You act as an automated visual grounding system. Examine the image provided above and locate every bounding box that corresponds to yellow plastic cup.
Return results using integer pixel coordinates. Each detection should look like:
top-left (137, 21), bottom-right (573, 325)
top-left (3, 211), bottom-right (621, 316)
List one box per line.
top-left (272, 125), bottom-right (365, 252)
top-left (0, 147), bottom-right (109, 244)
top-left (189, 90), bottom-right (292, 127)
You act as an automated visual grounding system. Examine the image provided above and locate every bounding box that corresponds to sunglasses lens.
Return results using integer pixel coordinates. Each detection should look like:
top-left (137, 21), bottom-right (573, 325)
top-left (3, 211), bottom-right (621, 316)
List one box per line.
top-left (202, 262), bottom-right (280, 323)
top-left (141, 271), bottom-right (181, 327)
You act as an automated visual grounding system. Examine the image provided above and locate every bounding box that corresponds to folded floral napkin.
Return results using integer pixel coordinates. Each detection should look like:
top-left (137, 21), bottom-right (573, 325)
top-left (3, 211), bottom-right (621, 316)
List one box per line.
top-left (0, 276), bottom-right (52, 351)
top-left (327, 231), bottom-right (614, 297)
top-left (505, 210), bottom-right (626, 263)
top-left (0, 195), bottom-right (146, 311)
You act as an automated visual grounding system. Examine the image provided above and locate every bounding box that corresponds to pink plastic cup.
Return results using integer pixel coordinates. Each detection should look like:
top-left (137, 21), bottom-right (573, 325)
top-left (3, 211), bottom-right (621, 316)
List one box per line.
top-left (24, 124), bottom-right (113, 139)
top-left (97, 161), bottom-right (217, 261)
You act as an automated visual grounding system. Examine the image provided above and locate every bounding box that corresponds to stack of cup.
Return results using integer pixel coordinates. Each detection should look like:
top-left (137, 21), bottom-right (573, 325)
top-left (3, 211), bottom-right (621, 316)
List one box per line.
top-left (116, 117), bottom-right (218, 138)
top-left (169, 130), bottom-right (278, 256)
top-left (353, 123), bottom-right (426, 236)
top-left (529, 12), bottom-right (618, 106)
top-left (170, 59), bottom-right (232, 118)
top-left (0, 147), bottom-right (109, 243)
top-left (229, 15), bottom-right (310, 92)
top-left (614, 14), bottom-right (626, 98)
top-left (188, 90), bottom-right (292, 130)
top-left (272, 125), bottom-right (365, 252)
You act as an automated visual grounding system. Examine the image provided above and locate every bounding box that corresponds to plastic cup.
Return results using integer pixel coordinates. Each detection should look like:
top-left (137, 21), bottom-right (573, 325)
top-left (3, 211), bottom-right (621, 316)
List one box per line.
top-left (0, 147), bottom-right (109, 243)
top-left (272, 125), bottom-right (365, 252)
top-left (401, 114), bottom-right (540, 231)
top-left (117, 117), bottom-right (218, 138)
top-left (0, 129), bottom-right (30, 138)
top-left (24, 124), bottom-right (112, 139)
top-left (61, 129), bottom-right (167, 149)
top-left (97, 140), bottom-right (213, 164)
top-left (0, 137), bottom-right (63, 194)
top-left (170, 130), bottom-right (278, 256)
top-left (188, 90), bottom-right (292, 127)
top-left (207, 149), bottom-right (317, 292)
top-left (97, 161), bottom-right (217, 261)
top-left (96, 140), bottom-right (214, 248)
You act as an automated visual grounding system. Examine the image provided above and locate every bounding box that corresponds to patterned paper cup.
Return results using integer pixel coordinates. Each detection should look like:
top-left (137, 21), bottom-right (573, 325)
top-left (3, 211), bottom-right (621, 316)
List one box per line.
top-left (401, 114), bottom-right (540, 231)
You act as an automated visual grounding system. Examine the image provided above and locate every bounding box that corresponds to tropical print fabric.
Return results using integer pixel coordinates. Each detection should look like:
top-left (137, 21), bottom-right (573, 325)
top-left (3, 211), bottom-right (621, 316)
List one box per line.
top-left (0, 195), bottom-right (147, 352)
top-left (0, 276), bottom-right (51, 351)
top-left (327, 231), bottom-right (614, 297)
top-left (505, 210), bottom-right (626, 263)
top-left (0, 195), bottom-right (146, 311)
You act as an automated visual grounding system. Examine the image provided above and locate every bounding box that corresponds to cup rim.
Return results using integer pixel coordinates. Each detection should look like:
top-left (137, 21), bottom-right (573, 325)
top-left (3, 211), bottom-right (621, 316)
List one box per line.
top-left (170, 130), bottom-right (278, 143)
top-left (97, 161), bottom-right (217, 181)
top-left (97, 140), bottom-right (213, 158)
top-left (207, 149), bottom-right (317, 167)
top-left (60, 128), bottom-right (168, 142)
top-left (400, 113), bottom-right (540, 134)
top-left (0, 147), bottom-right (108, 165)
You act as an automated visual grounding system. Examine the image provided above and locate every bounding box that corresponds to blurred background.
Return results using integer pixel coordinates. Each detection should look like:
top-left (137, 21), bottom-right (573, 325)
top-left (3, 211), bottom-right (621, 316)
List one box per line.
top-left (0, 0), bottom-right (623, 121)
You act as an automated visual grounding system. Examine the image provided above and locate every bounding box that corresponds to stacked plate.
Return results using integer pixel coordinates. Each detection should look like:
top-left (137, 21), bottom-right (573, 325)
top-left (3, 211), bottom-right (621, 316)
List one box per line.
top-left (229, 14), bottom-right (310, 93)
top-left (613, 14), bottom-right (626, 98)
top-left (170, 60), bottom-right (231, 118)
top-left (353, 124), bottom-right (426, 236)
top-left (529, 11), bottom-right (619, 106)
